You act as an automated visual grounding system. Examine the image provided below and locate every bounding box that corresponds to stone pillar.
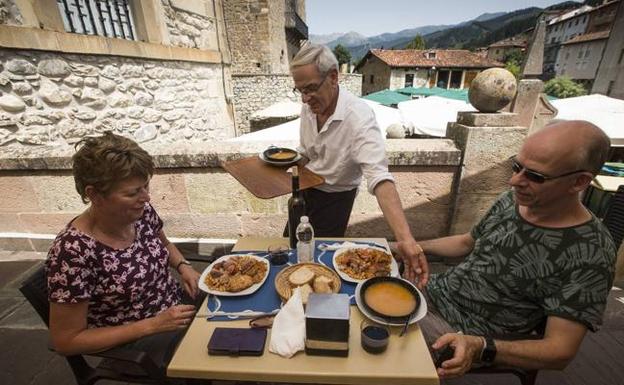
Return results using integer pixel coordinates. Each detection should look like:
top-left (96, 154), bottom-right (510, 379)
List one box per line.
top-left (447, 112), bottom-right (527, 234)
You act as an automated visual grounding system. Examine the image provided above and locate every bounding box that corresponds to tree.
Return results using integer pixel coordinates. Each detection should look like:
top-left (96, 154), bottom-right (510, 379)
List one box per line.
top-left (544, 77), bottom-right (587, 98)
top-left (406, 35), bottom-right (426, 50)
top-left (503, 50), bottom-right (525, 80)
top-left (333, 44), bottom-right (351, 65)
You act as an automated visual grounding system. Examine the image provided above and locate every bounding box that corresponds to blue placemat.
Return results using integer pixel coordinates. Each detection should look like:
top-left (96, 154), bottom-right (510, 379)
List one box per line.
top-left (205, 240), bottom-right (387, 321)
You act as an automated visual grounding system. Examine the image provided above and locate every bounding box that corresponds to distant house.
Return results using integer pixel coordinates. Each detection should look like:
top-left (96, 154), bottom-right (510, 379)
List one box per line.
top-left (592, 0), bottom-right (624, 99)
top-left (354, 49), bottom-right (503, 96)
top-left (555, 30), bottom-right (610, 90)
top-left (486, 35), bottom-right (528, 62)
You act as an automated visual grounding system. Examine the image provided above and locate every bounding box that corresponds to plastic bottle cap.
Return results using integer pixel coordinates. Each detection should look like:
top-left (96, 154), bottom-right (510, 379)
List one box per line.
top-left (300, 216), bottom-right (309, 223)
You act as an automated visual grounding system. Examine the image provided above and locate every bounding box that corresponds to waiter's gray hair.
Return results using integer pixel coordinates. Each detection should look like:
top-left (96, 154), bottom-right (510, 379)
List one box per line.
top-left (290, 41), bottom-right (338, 75)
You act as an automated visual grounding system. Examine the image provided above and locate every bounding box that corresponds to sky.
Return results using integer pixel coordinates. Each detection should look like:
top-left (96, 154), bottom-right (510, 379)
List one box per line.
top-left (306, 0), bottom-right (577, 36)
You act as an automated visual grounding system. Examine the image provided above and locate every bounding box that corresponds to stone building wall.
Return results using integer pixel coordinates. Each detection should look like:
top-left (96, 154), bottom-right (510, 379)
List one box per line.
top-left (0, 49), bottom-right (234, 147)
top-left (161, 0), bottom-right (219, 50)
top-left (0, 0), bottom-right (22, 25)
top-left (223, 0), bottom-right (270, 74)
top-left (231, 73), bottom-right (362, 134)
top-left (267, 0), bottom-right (289, 73)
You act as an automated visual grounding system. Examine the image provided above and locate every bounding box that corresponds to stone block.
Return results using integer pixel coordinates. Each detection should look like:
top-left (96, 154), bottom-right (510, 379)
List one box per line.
top-left (160, 213), bottom-right (241, 238)
top-left (150, 173), bottom-right (190, 213)
top-left (0, 175), bottom-right (40, 212)
top-left (18, 213), bottom-right (77, 234)
top-left (460, 161), bottom-right (513, 194)
top-left (185, 171), bottom-right (251, 214)
top-left (30, 175), bottom-right (86, 212)
top-left (449, 193), bottom-right (501, 235)
top-left (240, 213), bottom-right (287, 238)
top-left (30, 237), bottom-right (54, 253)
top-left (456, 112), bottom-right (519, 127)
top-left (0, 237), bottom-right (34, 252)
top-left (0, 213), bottom-right (25, 232)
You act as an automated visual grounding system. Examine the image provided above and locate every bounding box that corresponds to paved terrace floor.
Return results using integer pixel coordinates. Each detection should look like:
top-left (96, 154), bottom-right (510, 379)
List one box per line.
top-left (1, 251), bottom-right (623, 385)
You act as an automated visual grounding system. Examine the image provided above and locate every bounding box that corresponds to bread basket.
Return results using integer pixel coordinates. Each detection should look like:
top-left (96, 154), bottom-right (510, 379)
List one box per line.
top-left (274, 263), bottom-right (341, 302)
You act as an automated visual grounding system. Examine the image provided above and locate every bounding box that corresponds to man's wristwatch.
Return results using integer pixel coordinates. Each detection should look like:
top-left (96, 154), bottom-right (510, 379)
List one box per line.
top-left (480, 336), bottom-right (497, 365)
top-left (175, 259), bottom-right (192, 273)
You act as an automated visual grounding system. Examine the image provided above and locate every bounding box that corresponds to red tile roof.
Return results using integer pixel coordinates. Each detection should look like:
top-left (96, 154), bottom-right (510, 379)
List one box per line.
top-left (488, 36), bottom-right (527, 49)
top-left (563, 30), bottom-right (610, 45)
top-left (367, 49), bottom-right (504, 69)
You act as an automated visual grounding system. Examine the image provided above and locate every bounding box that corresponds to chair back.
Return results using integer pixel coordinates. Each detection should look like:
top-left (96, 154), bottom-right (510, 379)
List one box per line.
top-left (19, 264), bottom-right (50, 326)
top-left (602, 185), bottom-right (624, 248)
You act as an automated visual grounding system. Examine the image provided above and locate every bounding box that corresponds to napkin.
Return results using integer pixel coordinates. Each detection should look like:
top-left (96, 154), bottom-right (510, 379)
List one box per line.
top-left (317, 241), bottom-right (358, 251)
top-left (269, 287), bottom-right (306, 358)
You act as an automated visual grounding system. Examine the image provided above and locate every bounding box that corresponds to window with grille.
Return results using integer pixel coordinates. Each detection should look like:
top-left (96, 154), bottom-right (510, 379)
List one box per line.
top-left (56, 0), bottom-right (137, 40)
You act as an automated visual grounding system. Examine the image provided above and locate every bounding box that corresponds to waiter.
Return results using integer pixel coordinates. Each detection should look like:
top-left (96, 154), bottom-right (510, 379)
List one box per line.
top-left (288, 42), bottom-right (428, 288)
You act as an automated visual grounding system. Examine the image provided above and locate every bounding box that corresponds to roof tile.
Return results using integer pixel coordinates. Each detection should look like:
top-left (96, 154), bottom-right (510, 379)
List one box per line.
top-left (369, 49), bottom-right (504, 68)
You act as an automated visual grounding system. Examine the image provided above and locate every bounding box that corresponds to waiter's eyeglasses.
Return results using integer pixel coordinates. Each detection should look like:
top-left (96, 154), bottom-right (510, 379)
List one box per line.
top-left (293, 71), bottom-right (330, 96)
top-left (510, 156), bottom-right (587, 184)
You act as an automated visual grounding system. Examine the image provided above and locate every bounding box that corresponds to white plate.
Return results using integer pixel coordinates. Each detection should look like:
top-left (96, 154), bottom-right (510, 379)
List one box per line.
top-left (332, 245), bottom-right (399, 283)
top-left (258, 151), bottom-right (302, 167)
top-left (198, 254), bottom-right (270, 296)
top-left (355, 279), bottom-right (427, 326)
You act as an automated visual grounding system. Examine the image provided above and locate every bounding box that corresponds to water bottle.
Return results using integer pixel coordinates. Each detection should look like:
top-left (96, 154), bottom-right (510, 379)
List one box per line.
top-left (296, 216), bottom-right (314, 263)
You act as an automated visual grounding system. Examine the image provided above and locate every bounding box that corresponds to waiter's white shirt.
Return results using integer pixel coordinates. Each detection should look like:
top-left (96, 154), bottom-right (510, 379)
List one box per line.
top-left (297, 87), bottom-right (394, 194)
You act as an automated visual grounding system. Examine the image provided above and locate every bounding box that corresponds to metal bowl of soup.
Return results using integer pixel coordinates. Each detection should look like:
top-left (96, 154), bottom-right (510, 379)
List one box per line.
top-left (263, 146), bottom-right (298, 162)
top-left (359, 276), bottom-right (421, 324)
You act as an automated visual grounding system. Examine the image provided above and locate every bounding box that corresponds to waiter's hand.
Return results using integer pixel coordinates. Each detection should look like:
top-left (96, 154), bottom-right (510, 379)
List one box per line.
top-left (398, 238), bottom-right (429, 289)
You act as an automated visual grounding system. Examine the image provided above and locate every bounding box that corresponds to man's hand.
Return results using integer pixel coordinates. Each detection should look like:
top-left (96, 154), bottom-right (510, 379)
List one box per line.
top-left (179, 265), bottom-right (201, 299)
top-left (433, 333), bottom-right (483, 378)
top-left (398, 238), bottom-right (429, 289)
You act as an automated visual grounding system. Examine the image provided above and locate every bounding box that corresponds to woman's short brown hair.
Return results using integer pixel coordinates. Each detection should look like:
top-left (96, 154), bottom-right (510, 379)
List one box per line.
top-left (73, 132), bottom-right (154, 203)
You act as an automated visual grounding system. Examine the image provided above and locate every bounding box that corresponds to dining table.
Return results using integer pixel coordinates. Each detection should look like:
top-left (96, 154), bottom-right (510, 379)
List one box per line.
top-left (167, 237), bottom-right (439, 385)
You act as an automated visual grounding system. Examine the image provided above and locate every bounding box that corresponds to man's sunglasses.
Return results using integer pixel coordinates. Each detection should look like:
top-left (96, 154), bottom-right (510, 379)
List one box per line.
top-left (510, 156), bottom-right (587, 184)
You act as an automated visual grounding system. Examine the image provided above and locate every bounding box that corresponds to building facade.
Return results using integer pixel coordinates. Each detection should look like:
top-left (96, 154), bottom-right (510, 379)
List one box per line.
top-left (355, 49), bottom-right (502, 95)
top-left (0, 0), bottom-right (236, 147)
top-left (555, 31), bottom-right (610, 89)
top-left (544, 5), bottom-right (592, 79)
top-left (486, 35), bottom-right (528, 62)
top-left (593, 0), bottom-right (624, 99)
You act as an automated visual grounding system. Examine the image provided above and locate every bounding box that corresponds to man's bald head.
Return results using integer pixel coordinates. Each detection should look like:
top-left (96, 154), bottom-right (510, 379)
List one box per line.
top-left (527, 120), bottom-right (610, 175)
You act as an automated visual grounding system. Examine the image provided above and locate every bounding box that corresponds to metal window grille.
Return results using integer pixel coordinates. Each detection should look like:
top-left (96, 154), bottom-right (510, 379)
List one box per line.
top-left (56, 0), bottom-right (137, 40)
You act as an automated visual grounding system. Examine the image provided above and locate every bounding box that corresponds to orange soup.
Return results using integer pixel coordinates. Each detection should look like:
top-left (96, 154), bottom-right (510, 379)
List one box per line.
top-left (364, 282), bottom-right (416, 317)
top-left (268, 150), bottom-right (296, 160)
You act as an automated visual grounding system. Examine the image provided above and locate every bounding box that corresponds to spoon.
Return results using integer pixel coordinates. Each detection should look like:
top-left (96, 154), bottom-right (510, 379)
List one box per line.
top-left (399, 315), bottom-right (410, 337)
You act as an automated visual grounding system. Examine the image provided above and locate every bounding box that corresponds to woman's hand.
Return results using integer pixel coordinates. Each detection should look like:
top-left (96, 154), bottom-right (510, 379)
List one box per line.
top-left (179, 265), bottom-right (201, 299)
top-left (150, 304), bottom-right (196, 334)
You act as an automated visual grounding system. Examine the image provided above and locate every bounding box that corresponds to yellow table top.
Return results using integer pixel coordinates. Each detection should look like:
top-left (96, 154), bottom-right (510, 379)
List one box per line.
top-left (167, 237), bottom-right (439, 385)
top-left (592, 175), bottom-right (624, 192)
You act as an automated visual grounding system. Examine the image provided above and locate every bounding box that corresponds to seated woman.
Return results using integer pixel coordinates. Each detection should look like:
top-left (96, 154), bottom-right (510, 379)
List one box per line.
top-left (46, 132), bottom-right (201, 374)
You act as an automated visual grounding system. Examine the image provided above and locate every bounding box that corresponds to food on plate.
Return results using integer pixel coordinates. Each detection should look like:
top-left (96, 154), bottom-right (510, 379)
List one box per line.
top-left (335, 248), bottom-right (392, 280)
top-left (364, 281), bottom-right (417, 317)
top-left (278, 264), bottom-right (338, 303)
top-left (299, 284), bottom-right (314, 304)
top-left (204, 256), bottom-right (268, 292)
top-left (312, 275), bottom-right (333, 294)
top-left (268, 150), bottom-right (296, 160)
top-left (288, 266), bottom-right (315, 286)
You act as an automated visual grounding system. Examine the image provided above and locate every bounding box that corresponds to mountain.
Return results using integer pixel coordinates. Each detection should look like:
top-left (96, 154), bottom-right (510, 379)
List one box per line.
top-left (310, 1), bottom-right (583, 62)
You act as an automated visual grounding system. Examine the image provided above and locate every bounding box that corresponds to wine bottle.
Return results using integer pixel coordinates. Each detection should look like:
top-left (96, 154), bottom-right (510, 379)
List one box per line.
top-left (287, 166), bottom-right (306, 249)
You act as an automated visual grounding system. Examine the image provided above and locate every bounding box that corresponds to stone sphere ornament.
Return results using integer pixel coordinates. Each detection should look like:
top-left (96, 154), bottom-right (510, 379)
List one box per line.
top-left (468, 68), bottom-right (517, 113)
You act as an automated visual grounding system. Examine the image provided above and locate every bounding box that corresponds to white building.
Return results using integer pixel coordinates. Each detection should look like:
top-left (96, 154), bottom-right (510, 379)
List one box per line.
top-left (544, 5), bottom-right (592, 78)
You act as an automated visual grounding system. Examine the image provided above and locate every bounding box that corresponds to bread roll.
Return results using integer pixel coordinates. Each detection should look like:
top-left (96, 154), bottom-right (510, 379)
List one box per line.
top-left (313, 275), bottom-right (333, 294)
top-left (289, 266), bottom-right (315, 286)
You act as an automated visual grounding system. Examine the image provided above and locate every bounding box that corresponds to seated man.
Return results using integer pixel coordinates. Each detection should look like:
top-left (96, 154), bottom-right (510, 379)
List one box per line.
top-left (411, 120), bottom-right (617, 378)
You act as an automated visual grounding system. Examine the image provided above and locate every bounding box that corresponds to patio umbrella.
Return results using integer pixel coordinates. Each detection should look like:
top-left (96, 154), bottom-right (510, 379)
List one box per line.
top-left (398, 96), bottom-right (476, 137)
top-left (362, 90), bottom-right (411, 106)
top-left (551, 94), bottom-right (624, 146)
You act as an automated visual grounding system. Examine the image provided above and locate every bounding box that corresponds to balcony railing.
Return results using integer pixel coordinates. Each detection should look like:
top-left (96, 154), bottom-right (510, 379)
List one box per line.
top-left (285, 11), bottom-right (308, 40)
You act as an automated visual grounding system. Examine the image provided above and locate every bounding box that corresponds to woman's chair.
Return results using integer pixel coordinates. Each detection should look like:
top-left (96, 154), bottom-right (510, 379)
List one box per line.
top-left (19, 264), bottom-right (166, 385)
top-left (602, 184), bottom-right (624, 248)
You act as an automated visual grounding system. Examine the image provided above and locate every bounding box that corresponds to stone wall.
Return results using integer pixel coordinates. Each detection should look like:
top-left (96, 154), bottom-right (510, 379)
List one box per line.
top-left (223, 0), bottom-right (270, 74)
top-left (0, 139), bottom-right (461, 253)
top-left (0, 0), bottom-right (22, 25)
top-left (161, 0), bottom-right (219, 50)
top-left (359, 55), bottom-right (392, 95)
top-left (231, 73), bottom-right (362, 134)
top-left (0, 49), bottom-right (235, 147)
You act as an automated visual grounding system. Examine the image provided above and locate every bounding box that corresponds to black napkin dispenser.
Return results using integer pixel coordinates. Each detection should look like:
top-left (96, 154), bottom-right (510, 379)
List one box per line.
top-left (305, 293), bottom-right (350, 357)
top-left (207, 327), bottom-right (267, 356)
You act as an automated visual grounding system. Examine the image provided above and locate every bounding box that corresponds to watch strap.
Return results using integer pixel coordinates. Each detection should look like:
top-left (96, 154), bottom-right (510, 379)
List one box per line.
top-left (175, 260), bottom-right (192, 273)
top-left (480, 336), bottom-right (497, 364)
